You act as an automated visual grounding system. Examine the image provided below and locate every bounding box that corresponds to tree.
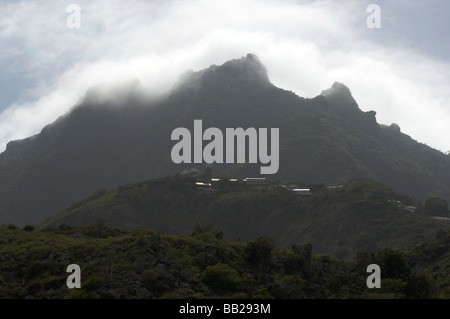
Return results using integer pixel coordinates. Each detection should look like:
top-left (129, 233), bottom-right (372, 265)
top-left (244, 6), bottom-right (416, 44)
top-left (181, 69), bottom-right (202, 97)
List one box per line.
top-left (285, 251), bottom-right (305, 276)
top-left (290, 243), bottom-right (313, 277)
top-left (424, 197), bottom-right (449, 217)
top-left (23, 225), bottom-right (34, 231)
top-left (404, 273), bottom-right (435, 299)
top-left (381, 249), bottom-right (410, 280)
top-left (191, 223), bottom-right (213, 236)
top-left (245, 237), bottom-right (274, 275)
top-left (202, 263), bottom-right (242, 292)
top-left (355, 249), bottom-right (378, 272)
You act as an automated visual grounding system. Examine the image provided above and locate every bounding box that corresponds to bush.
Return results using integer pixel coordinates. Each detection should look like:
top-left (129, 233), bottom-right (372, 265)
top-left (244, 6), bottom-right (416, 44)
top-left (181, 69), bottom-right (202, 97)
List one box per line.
top-left (381, 249), bottom-right (410, 280)
top-left (380, 278), bottom-right (406, 296)
top-left (141, 269), bottom-right (172, 295)
top-left (251, 285), bottom-right (274, 299)
top-left (405, 273), bottom-right (435, 299)
top-left (83, 277), bottom-right (103, 292)
top-left (202, 263), bottom-right (242, 292)
top-left (141, 269), bottom-right (158, 289)
top-left (23, 225), bottom-right (34, 231)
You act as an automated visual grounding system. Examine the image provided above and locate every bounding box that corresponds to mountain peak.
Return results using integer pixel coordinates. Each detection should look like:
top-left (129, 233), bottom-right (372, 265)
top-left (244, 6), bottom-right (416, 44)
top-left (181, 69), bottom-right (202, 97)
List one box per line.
top-left (218, 53), bottom-right (269, 82)
top-left (320, 81), bottom-right (352, 99)
top-left (174, 53), bottom-right (270, 93)
top-left (219, 53), bottom-right (269, 83)
top-left (320, 81), bottom-right (359, 112)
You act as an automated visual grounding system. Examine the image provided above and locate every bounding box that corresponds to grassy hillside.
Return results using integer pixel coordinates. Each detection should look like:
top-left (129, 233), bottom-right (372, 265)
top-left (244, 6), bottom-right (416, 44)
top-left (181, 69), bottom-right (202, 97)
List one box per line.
top-left (39, 176), bottom-right (449, 259)
top-left (1, 224), bottom-right (448, 299)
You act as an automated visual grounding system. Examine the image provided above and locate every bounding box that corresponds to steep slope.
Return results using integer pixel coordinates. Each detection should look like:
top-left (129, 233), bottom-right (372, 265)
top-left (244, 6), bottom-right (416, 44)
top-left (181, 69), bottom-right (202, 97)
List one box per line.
top-left (39, 176), bottom-right (449, 258)
top-left (1, 53), bottom-right (450, 225)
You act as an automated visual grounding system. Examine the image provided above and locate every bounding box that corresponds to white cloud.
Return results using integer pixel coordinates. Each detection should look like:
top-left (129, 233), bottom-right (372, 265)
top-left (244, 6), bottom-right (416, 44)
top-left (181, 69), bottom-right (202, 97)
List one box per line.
top-left (1, 0), bottom-right (450, 152)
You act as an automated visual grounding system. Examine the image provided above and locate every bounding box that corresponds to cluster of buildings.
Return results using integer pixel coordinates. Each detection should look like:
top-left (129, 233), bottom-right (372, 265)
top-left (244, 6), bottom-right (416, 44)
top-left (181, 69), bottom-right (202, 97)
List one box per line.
top-left (180, 165), bottom-right (269, 191)
top-left (389, 200), bottom-right (450, 221)
top-left (195, 177), bottom-right (267, 192)
top-left (389, 200), bottom-right (417, 214)
top-left (182, 167), bottom-right (450, 222)
top-left (180, 166), bottom-right (343, 197)
top-left (431, 216), bottom-right (450, 222)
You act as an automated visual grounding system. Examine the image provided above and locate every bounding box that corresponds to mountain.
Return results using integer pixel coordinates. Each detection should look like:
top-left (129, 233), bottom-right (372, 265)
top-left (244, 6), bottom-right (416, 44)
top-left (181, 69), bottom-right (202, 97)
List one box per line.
top-left (1, 53), bottom-right (450, 226)
top-left (39, 176), bottom-right (448, 259)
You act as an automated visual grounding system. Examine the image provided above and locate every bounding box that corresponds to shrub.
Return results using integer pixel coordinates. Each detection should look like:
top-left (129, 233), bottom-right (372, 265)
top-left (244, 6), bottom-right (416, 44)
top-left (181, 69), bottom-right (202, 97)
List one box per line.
top-left (83, 277), bottom-right (103, 292)
top-left (381, 249), bottom-right (410, 280)
top-left (23, 225), bottom-right (34, 231)
top-left (251, 285), bottom-right (273, 299)
top-left (202, 263), bottom-right (242, 292)
top-left (405, 273), bottom-right (435, 299)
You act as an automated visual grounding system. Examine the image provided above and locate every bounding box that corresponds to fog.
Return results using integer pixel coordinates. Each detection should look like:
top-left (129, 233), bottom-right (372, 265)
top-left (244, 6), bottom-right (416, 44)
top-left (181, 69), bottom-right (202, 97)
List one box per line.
top-left (1, 0), bottom-right (450, 152)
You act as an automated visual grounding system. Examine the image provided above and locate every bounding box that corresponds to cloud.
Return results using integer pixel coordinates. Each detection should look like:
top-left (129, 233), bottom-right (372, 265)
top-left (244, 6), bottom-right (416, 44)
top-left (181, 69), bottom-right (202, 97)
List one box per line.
top-left (1, 0), bottom-right (450, 152)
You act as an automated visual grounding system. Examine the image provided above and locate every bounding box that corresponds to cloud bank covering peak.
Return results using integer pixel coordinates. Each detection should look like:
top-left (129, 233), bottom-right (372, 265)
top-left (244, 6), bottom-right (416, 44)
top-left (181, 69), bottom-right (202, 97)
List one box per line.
top-left (1, 0), bottom-right (450, 152)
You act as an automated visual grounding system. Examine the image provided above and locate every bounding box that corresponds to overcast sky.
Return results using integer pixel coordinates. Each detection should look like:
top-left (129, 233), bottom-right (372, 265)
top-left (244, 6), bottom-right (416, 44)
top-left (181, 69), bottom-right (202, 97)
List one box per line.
top-left (1, 0), bottom-right (450, 152)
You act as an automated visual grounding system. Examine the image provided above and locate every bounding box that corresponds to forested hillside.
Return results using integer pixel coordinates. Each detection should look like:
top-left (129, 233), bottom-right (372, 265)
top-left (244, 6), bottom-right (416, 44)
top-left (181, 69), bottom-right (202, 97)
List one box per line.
top-left (1, 224), bottom-right (447, 299)
top-left (39, 176), bottom-right (449, 259)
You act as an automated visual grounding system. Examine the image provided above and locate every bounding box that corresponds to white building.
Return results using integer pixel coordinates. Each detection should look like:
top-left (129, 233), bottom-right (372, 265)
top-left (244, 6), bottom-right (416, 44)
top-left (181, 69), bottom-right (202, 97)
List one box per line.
top-left (292, 188), bottom-right (311, 197)
top-left (195, 182), bottom-right (214, 191)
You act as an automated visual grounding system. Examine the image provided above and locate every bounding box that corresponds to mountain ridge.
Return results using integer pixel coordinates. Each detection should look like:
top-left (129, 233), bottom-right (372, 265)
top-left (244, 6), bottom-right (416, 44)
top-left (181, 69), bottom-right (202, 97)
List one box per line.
top-left (1, 53), bottom-right (450, 226)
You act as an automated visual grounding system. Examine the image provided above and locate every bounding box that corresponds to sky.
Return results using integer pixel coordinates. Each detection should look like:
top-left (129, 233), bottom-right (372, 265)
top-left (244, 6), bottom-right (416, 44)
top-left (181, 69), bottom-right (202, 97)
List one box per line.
top-left (0, 0), bottom-right (450, 153)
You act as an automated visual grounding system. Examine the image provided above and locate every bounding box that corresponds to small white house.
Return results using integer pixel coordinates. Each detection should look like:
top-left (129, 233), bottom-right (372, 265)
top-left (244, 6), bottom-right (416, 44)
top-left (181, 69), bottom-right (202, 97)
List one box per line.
top-left (403, 206), bottom-right (417, 213)
top-left (292, 188), bottom-right (311, 197)
top-left (195, 182), bottom-right (214, 191)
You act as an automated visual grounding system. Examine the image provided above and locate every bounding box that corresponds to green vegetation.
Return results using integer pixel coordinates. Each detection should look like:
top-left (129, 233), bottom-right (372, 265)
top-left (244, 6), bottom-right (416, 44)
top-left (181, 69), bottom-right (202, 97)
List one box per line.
top-left (39, 176), bottom-right (449, 259)
top-left (423, 197), bottom-right (449, 217)
top-left (1, 56), bottom-right (449, 299)
top-left (407, 228), bottom-right (450, 298)
top-left (1, 224), bottom-right (448, 299)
